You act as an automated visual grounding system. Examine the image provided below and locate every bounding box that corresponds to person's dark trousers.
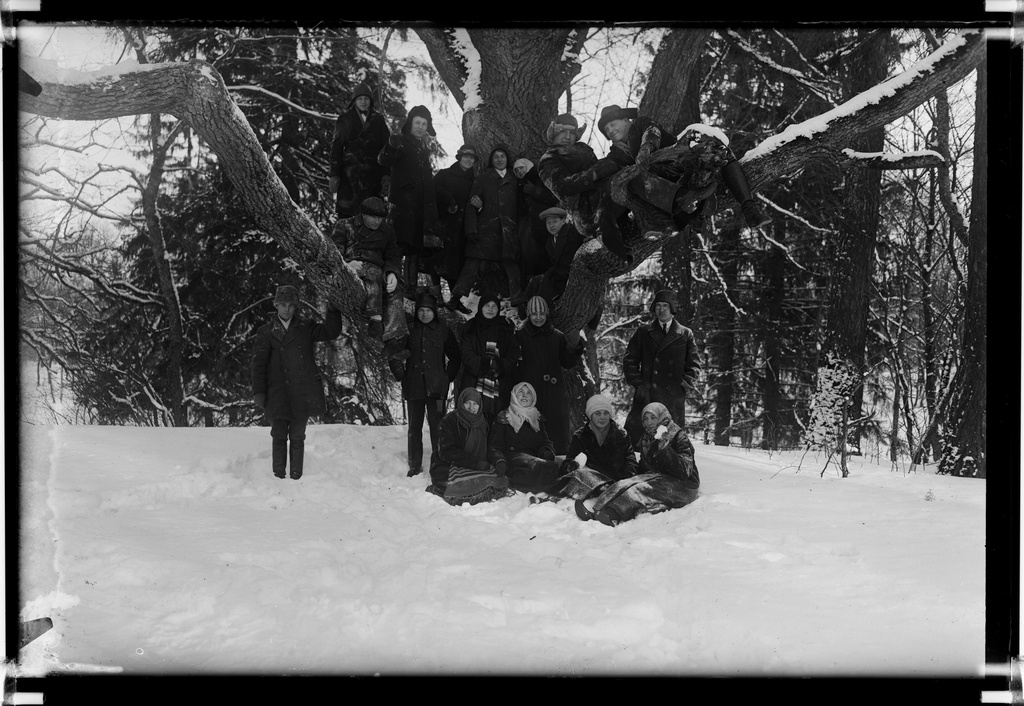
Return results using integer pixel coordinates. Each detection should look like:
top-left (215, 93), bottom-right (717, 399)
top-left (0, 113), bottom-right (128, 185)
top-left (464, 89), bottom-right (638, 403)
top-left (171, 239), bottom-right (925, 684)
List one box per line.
top-left (407, 397), bottom-right (444, 473)
top-left (271, 417), bottom-right (309, 479)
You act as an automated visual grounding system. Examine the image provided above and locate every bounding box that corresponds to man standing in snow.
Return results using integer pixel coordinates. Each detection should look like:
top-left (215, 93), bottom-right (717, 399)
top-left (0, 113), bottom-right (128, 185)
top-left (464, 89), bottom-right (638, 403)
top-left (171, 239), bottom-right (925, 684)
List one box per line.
top-left (622, 289), bottom-right (701, 448)
top-left (251, 285), bottom-right (344, 480)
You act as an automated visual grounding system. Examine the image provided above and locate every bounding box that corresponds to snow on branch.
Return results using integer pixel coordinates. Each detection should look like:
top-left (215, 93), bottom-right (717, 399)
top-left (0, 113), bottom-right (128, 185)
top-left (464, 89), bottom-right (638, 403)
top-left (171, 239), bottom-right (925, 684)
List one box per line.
top-left (561, 28), bottom-right (584, 65)
top-left (228, 84), bottom-right (337, 122)
top-left (839, 148), bottom-right (945, 170)
top-left (449, 28), bottom-right (483, 112)
top-left (723, 30), bottom-right (840, 105)
top-left (693, 231), bottom-right (747, 317)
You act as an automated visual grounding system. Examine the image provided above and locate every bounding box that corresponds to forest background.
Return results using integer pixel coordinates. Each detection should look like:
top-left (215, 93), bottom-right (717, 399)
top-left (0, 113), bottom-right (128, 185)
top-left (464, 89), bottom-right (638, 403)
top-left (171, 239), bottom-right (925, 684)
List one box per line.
top-left (14, 19), bottom-right (1002, 485)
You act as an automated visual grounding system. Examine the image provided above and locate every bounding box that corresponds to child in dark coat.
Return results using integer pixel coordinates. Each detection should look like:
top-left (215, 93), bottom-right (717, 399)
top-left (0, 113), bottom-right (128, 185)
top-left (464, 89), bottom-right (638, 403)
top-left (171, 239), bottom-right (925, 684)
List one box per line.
top-left (429, 388), bottom-right (512, 506)
top-left (390, 292), bottom-right (461, 477)
top-left (456, 292), bottom-right (520, 425)
top-left (330, 196), bottom-right (406, 340)
top-left (488, 382), bottom-right (562, 494)
top-left (251, 285), bottom-right (344, 480)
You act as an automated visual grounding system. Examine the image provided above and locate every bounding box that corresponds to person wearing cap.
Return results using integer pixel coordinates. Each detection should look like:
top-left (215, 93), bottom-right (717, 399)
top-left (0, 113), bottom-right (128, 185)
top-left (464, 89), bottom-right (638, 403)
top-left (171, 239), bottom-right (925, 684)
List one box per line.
top-left (513, 155), bottom-right (557, 283)
top-left (433, 144), bottom-right (479, 307)
top-left (378, 105), bottom-right (443, 299)
top-left (572, 401), bottom-right (699, 527)
top-left (389, 291), bottom-right (462, 478)
top-left (561, 393), bottom-right (638, 483)
top-left (428, 387), bottom-right (513, 505)
top-left (450, 143), bottom-right (523, 309)
top-left (487, 381), bottom-right (563, 494)
top-left (514, 295), bottom-right (586, 455)
top-left (250, 285), bottom-right (344, 480)
top-left (622, 289), bottom-right (701, 447)
top-left (330, 196), bottom-right (406, 341)
top-left (514, 205), bottom-right (584, 312)
top-left (596, 103), bottom-right (770, 232)
top-left (455, 291), bottom-right (520, 425)
top-left (329, 80), bottom-right (391, 217)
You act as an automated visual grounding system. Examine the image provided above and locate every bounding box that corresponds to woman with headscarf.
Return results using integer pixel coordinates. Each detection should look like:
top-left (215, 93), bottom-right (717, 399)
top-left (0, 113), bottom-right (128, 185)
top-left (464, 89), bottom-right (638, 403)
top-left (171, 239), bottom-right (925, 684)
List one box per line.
top-left (572, 401), bottom-right (700, 527)
top-left (429, 388), bottom-right (512, 506)
top-left (456, 292), bottom-right (520, 425)
top-left (514, 295), bottom-right (585, 455)
top-left (488, 382), bottom-right (562, 494)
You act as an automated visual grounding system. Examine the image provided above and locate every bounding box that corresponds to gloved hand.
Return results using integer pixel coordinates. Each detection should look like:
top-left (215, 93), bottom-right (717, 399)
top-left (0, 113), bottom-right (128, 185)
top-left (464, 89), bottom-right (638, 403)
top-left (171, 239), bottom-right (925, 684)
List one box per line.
top-left (253, 393), bottom-right (267, 408)
top-left (590, 159), bottom-right (621, 181)
top-left (388, 133), bottom-right (402, 148)
top-left (385, 272), bottom-right (398, 293)
top-left (494, 459), bottom-right (508, 477)
top-left (560, 459), bottom-right (580, 474)
top-left (635, 145), bottom-right (653, 171)
top-left (470, 195), bottom-right (483, 210)
top-left (329, 176), bottom-right (340, 194)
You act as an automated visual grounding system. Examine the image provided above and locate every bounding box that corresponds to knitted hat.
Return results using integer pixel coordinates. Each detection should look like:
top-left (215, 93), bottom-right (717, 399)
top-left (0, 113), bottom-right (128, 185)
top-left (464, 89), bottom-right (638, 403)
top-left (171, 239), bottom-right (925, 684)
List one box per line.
top-left (539, 206), bottom-right (567, 220)
top-left (348, 81), bottom-right (374, 109)
top-left (360, 196), bottom-right (388, 217)
top-left (456, 144), bottom-right (478, 159)
top-left (650, 289), bottom-right (678, 315)
top-left (513, 157), bottom-right (534, 173)
top-left (526, 296), bottom-right (549, 318)
top-left (597, 104), bottom-right (639, 135)
top-left (415, 291), bottom-right (438, 315)
top-left (544, 113), bottom-right (587, 144)
top-left (402, 105), bottom-right (437, 136)
top-left (585, 394), bottom-right (615, 419)
top-left (273, 285), bottom-right (300, 306)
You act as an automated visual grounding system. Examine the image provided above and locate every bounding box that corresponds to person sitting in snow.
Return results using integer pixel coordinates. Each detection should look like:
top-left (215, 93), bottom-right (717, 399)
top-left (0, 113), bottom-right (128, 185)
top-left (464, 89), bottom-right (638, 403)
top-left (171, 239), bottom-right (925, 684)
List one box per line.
top-left (389, 292), bottom-right (462, 478)
top-left (251, 285), bottom-right (344, 480)
top-left (488, 381), bottom-right (564, 494)
top-left (560, 393), bottom-right (638, 484)
top-left (330, 196), bottom-right (406, 342)
top-left (596, 103), bottom-right (770, 236)
top-left (428, 387), bottom-right (513, 506)
top-left (455, 291), bottom-right (520, 426)
top-left (573, 401), bottom-right (700, 527)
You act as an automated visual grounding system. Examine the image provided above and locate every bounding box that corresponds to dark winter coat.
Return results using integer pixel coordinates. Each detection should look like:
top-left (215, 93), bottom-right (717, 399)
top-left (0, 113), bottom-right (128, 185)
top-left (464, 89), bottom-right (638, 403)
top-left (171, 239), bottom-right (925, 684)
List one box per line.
top-left (607, 116), bottom-right (676, 169)
top-left (429, 410), bottom-right (491, 488)
top-left (329, 107), bottom-right (391, 214)
top-left (488, 409), bottom-right (561, 493)
top-left (535, 221), bottom-right (584, 304)
top-left (400, 317), bottom-right (461, 401)
top-left (433, 161), bottom-right (476, 281)
top-left (250, 307), bottom-right (344, 421)
top-left (565, 420), bottom-right (638, 482)
top-left (465, 148), bottom-right (519, 262)
top-left (623, 318), bottom-right (701, 443)
top-left (378, 130), bottom-right (440, 251)
top-left (514, 321), bottom-right (586, 454)
top-left (456, 314), bottom-right (520, 418)
top-left (537, 142), bottom-right (619, 242)
top-left (330, 215), bottom-right (402, 275)
top-left (638, 420), bottom-right (700, 491)
top-left (518, 167), bottom-right (557, 279)
top-left (587, 472), bottom-right (699, 525)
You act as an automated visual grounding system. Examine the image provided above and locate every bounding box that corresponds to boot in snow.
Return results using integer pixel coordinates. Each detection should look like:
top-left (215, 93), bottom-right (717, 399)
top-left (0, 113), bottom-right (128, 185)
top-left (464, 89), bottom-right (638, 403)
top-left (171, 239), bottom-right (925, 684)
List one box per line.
top-left (289, 441), bottom-right (304, 480)
top-left (272, 439), bottom-right (287, 478)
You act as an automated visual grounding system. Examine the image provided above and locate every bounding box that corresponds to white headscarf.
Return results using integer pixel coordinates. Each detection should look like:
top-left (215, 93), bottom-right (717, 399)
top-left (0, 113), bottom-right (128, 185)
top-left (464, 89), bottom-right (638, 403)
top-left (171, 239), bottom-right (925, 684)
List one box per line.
top-left (506, 382), bottom-right (542, 433)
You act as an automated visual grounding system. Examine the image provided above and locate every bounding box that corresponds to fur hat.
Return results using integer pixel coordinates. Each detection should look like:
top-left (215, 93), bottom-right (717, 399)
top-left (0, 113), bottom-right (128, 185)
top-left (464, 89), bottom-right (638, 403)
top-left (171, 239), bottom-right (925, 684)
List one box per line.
top-left (544, 113), bottom-right (587, 144)
top-left (415, 291), bottom-right (439, 316)
top-left (539, 206), bottom-right (567, 221)
top-left (650, 289), bottom-right (678, 315)
top-left (456, 144), bottom-right (478, 160)
top-left (348, 81), bottom-right (374, 110)
top-left (360, 196), bottom-right (388, 217)
top-left (526, 296), bottom-right (549, 318)
top-left (585, 394), bottom-right (615, 420)
top-left (513, 157), bottom-right (534, 173)
top-left (402, 105), bottom-right (437, 136)
top-left (597, 104), bottom-right (639, 135)
top-left (273, 285), bottom-right (300, 306)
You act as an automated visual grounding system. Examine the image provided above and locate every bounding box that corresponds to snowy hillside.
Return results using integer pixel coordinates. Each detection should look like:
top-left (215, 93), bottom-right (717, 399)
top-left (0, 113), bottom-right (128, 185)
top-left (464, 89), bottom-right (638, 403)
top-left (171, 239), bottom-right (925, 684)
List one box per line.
top-left (16, 420), bottom-right (984, 677)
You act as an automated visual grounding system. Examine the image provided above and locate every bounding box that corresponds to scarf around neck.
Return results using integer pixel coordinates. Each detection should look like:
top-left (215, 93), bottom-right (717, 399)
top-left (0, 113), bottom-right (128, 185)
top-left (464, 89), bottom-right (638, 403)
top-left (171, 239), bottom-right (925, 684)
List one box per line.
top-left (506, 382), bottom-right (541, 434)
top-left (455, 388), bottom-right (489, 462)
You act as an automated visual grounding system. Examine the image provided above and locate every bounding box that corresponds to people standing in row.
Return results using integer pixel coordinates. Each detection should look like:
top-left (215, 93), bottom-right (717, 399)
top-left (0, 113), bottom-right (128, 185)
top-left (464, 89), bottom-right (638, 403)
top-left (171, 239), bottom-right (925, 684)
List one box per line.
top-left (251, 285), bottom-right (344, 480)
top-left (329, 81), bottom-right (391, 218)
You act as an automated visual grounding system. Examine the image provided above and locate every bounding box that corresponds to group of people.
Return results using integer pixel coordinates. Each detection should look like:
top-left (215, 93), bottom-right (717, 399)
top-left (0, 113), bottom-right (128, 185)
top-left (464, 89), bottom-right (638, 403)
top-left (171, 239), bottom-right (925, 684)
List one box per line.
top-left (251, 82), bottom-right (772, 524)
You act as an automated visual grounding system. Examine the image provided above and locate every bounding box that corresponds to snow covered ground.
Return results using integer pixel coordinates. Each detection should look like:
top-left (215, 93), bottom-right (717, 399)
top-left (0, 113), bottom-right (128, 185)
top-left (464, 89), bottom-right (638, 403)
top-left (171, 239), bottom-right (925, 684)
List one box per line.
top-left (15, 418), bottom-right (986, 678)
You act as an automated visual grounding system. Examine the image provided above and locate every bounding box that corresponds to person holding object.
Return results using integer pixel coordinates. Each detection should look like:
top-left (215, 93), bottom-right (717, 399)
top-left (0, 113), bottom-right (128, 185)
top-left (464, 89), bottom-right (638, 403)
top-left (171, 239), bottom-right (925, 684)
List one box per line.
top-left (622, 289), bottom-right (701, 448)
top-left (251, 285), bottom-right (343, 480)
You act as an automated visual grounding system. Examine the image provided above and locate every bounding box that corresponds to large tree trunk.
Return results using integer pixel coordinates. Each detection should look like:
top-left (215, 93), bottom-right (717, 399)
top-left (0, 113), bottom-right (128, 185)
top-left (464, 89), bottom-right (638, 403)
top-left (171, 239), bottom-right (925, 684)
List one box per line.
top-left (938, 54), bottom-right (986, 479)
top-left (760, 228), bottom-right (786, 450)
